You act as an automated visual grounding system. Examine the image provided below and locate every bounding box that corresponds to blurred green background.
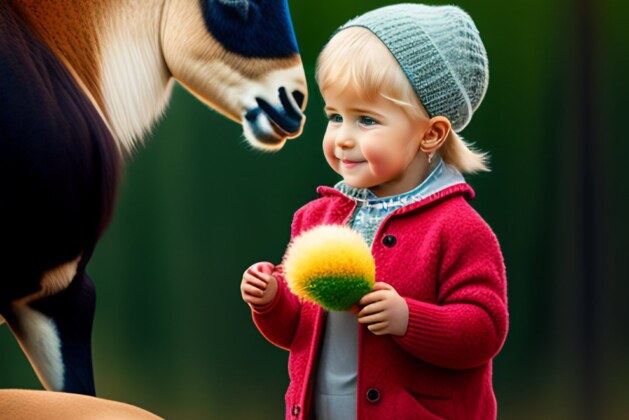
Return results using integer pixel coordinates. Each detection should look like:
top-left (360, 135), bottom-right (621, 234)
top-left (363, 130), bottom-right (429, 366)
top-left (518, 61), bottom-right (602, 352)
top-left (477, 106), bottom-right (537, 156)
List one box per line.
top-left (1, 0), bottom-right (628, 418)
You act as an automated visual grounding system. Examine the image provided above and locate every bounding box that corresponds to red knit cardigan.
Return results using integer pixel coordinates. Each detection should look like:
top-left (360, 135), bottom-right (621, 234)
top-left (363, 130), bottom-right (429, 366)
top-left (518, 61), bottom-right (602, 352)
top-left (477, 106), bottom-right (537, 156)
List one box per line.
top-left (252, 183), bottom-right (508, 420)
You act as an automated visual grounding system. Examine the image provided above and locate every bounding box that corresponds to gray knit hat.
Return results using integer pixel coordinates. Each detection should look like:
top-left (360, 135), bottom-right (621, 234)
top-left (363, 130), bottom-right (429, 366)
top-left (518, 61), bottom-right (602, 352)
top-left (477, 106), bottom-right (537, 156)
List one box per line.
top-left (339, 3), bottom-right (488, 132)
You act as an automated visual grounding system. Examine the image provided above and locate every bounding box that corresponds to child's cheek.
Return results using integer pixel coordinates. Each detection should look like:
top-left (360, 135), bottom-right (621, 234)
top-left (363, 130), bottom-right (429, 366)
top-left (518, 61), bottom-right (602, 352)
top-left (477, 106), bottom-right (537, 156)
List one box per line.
top-left (362, 148), bottom-right (389, 177)
top-left (322, 136), bottom-right (340, 173)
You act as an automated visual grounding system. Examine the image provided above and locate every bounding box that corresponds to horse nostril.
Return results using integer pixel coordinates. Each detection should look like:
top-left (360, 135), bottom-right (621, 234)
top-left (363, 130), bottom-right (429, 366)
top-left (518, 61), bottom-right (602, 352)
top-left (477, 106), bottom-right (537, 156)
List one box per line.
top-left (245, 108), bottom-right (260, 123)
top-left (292, 90), bottom-right (305, 109)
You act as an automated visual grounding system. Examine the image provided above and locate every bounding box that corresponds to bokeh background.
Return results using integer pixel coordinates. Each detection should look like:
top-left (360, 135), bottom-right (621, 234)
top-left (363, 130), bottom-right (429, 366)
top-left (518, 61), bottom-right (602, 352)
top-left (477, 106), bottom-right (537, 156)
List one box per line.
top-left (1, 0), bottom-right (627, 418)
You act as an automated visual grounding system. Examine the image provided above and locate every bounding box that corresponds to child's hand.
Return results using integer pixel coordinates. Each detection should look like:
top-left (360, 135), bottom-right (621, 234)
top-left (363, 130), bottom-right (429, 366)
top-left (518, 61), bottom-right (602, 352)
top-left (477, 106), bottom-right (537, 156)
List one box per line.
top-left (357, 282), bottom-right (409, 336)
top-left (241, 262), bottom-right (278, 309)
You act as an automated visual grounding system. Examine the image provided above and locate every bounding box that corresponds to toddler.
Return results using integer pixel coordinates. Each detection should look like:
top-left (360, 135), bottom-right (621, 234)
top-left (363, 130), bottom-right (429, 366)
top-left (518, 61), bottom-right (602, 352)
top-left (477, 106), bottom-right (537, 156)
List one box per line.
top-left (241, 4), bottom-right (508, 419)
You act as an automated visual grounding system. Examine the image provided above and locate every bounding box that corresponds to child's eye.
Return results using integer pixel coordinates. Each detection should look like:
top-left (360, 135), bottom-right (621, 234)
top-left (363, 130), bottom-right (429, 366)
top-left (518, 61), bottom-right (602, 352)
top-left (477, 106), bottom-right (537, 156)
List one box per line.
top-left (359, 116), bottom-right (378, 126)
top-left (328, 114), bottom-right (343, 123)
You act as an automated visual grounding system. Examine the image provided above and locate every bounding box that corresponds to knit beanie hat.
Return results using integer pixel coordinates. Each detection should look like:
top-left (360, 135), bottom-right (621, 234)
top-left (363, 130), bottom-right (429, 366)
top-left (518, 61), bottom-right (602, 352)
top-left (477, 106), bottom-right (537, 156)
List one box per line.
top-left (338, 3), bottom-right (488, 132)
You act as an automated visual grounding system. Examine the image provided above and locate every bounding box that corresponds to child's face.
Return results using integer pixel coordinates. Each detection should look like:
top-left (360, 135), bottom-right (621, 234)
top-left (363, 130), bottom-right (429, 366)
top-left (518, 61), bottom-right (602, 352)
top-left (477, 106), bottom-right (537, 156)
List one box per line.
top-left (322, 84), bottom-right (431, 197)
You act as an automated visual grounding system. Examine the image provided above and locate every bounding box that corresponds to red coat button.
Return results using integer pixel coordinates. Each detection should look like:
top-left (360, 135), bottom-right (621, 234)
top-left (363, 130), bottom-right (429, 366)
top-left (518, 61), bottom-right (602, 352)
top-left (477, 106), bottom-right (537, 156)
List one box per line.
top-left (383, 234), bottom-right (397, 247)
top-left (366, 387), bottom-right (381, 403)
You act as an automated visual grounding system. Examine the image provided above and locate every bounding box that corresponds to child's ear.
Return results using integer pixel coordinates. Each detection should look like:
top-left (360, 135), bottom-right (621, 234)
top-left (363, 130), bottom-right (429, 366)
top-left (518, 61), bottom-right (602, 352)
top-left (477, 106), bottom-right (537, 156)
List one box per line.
top-left (420, 116), bottom-right (451, 153)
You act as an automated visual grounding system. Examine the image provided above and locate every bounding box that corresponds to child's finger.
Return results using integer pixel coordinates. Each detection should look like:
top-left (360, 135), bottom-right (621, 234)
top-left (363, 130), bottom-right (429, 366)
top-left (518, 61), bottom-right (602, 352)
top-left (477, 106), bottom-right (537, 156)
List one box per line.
top-left (367, 322), bottom-right (388, 334)
top-left (244, 295), bottom-right (265, 306)
top-left (245, 270), bottom-right (271, 285)
top-left (247, 267), bottom-right (265, 281)
top-left (357, 312), bottom-right (384, 325)
top-left (254, 261), bottom-right (275, 275)
top-left (371, 282), bottom-right (393, 291)
top-left (247, 268), bottom-right (274, 284)
top-left (358, 301), bottom-right (383, 318)
top-left (244, 273), bottom-right (268, 290)
top-left (359, 290), bottom-right (389, 306)
top-left (245, 280), bottom-right (267, 292)
top-left (242, 283), bottom-right (265, 297)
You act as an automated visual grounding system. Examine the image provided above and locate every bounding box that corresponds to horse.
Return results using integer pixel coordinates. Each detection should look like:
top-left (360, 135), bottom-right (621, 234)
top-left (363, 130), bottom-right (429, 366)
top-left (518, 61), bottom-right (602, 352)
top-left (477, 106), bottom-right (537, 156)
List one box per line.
top-left (0, 0), bottom-right (307, 396)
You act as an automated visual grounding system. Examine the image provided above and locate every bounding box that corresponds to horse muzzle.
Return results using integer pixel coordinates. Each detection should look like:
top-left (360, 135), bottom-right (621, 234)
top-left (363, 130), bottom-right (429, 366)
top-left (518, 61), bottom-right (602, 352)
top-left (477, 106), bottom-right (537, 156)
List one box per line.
top-left (243, 86), bottom-right (306, 150)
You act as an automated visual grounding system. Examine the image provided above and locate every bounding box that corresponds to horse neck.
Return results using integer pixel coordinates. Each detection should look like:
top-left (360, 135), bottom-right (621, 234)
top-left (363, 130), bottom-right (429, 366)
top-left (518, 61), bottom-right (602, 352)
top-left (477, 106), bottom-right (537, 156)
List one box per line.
top-left (13, 0), bottom-right (173, 154)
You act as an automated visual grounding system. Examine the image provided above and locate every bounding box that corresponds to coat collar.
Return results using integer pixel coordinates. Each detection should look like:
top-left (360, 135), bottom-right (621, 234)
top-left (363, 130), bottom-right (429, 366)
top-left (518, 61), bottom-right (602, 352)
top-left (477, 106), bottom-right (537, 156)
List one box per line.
top-left (332, 158), bottom-right (466, 209)
top-left (318, 183), bottom-right (474, 216)
top-left (316, 160), bottom-right (475, 217)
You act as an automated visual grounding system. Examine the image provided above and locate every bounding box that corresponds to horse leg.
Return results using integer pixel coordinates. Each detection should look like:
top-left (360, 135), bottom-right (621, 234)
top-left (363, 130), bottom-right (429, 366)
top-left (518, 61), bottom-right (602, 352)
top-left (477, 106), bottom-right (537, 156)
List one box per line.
top-left (3, 269), bottom-right (96, 396)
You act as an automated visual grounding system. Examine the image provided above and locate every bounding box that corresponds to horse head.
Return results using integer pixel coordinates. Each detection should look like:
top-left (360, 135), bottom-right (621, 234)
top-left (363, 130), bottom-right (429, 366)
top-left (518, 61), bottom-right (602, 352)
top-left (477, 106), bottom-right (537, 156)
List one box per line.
top-left (93, 0), bottom-right (306, 153)
top-left (162, 0), bottom-right (306, 150)
top-left (161, 0), bottom-right (307, 151)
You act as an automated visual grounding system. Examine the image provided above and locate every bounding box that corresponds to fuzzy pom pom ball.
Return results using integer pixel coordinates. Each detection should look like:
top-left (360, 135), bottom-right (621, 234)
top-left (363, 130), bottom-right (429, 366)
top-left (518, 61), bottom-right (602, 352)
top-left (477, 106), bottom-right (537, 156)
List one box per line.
top-left (284, 224), bottom-right (375, 311)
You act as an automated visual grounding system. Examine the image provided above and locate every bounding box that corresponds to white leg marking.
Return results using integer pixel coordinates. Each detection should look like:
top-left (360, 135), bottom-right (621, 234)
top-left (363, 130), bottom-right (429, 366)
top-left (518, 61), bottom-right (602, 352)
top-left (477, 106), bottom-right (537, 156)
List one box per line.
top-left (10, 304), bottom-right (65, 391)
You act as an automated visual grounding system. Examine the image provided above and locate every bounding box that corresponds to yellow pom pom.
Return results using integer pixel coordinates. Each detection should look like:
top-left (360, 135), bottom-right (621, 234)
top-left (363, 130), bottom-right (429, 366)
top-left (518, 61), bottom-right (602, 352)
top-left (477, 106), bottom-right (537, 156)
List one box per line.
top-left (284, 224), bottom-right (375, 311)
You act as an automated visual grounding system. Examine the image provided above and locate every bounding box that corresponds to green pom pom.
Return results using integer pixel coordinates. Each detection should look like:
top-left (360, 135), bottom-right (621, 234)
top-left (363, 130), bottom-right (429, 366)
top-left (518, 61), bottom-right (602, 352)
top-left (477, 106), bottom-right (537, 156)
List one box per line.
top-left (305, 275), bottom-right (372, 311)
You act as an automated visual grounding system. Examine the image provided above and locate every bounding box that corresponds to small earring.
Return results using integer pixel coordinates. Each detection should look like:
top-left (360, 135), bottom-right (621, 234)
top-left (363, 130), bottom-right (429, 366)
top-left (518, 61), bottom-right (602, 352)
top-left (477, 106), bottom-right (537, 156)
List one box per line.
top-left (427, 152), bottom-right (434, 163)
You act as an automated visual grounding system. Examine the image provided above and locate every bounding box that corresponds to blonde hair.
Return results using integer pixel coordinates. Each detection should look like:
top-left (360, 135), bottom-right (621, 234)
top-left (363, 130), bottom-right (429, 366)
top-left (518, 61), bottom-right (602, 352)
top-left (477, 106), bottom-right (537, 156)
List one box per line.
top-left (316, 27), bottom-right (489, 174)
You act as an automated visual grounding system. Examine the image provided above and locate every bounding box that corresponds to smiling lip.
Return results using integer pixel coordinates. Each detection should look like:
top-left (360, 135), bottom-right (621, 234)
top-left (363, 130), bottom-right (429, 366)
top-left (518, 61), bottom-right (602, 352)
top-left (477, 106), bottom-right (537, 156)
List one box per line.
top-left (341, 159), bottom-right (365, 169)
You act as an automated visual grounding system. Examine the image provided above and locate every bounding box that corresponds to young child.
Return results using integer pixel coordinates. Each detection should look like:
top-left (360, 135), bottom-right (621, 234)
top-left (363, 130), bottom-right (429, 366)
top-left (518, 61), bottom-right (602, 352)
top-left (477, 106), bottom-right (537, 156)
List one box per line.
top-left (240, 4), bottom-right (508, 419)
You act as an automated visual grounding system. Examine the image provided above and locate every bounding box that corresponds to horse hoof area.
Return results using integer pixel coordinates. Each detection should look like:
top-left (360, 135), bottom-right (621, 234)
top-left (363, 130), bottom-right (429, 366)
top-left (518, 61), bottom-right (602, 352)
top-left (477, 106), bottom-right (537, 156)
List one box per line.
top-left (0, 389), bottom-right (162, 419)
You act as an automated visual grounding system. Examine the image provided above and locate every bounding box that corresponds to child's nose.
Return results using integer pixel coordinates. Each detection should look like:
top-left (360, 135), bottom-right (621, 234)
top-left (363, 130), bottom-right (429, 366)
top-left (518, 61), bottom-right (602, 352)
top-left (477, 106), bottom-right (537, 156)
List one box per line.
top-left (335, 137), bottom-right (355, 149)
top-left (335, 125), bottom-right (356, 148)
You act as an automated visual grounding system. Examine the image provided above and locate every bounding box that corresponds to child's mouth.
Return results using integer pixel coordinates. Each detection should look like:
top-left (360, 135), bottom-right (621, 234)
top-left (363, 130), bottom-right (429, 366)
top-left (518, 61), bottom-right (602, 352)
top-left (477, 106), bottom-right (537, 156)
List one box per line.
top-left (341, 159), bottom-right (365, 169)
